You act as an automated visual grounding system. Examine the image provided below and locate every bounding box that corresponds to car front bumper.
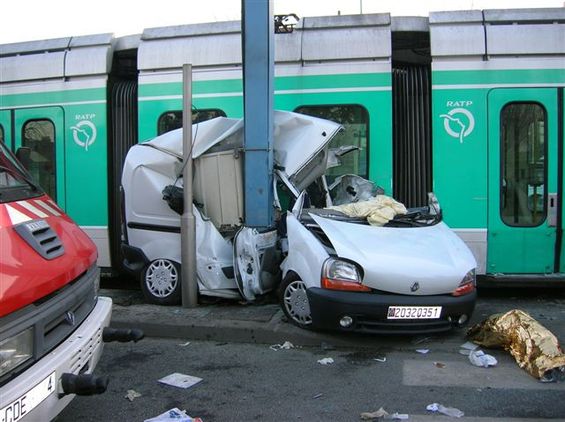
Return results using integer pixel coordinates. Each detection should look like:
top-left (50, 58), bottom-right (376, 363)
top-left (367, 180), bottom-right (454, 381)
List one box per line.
top-left (307, 287), bottom-right (476, 334)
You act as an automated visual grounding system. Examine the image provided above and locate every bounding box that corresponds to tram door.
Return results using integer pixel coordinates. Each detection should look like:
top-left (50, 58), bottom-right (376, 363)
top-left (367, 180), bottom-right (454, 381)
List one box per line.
top-left (487, 88), bottom-right (561, 274)
top-left (13, 107), bottom-right (66, 209)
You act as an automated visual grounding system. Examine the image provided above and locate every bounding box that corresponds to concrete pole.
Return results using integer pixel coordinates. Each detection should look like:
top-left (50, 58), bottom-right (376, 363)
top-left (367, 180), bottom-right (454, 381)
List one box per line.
top-left (181, 63), bottom-right (198, 308)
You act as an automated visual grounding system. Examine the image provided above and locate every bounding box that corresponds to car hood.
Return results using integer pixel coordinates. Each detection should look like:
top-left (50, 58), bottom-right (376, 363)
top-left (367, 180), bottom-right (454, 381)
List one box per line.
top-left (309, 214), bottom-right (477, 295)
top-left (142, 111), bottom-right (342, 191)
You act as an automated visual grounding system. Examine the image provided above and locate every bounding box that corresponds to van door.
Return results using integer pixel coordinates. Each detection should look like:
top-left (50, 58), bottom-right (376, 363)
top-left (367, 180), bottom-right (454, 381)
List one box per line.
top-left (487, 88), bottom-right (559, 274)
top-left (14, 107), bottom-right (65, 208)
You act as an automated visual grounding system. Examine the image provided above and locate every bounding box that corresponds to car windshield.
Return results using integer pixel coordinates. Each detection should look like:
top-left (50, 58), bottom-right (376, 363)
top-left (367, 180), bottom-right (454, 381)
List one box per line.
top-left (0, 143), bottom-right (43, 203)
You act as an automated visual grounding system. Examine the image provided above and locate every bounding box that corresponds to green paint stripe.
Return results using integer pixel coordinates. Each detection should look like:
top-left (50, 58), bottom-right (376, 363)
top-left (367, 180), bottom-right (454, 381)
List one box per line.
top-left (433, 68), bottom-right (565, 85)
top-left (0, 88), bottom-right (106, 107)
top-left (139, 73), bottom-right (390, 97)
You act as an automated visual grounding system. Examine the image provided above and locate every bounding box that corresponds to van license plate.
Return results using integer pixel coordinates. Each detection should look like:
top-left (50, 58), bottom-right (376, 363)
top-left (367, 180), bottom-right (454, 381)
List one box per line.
top-left (1, 372), bottom-right (56, 422)
top-left (387, 306), bottom-right (442, 319)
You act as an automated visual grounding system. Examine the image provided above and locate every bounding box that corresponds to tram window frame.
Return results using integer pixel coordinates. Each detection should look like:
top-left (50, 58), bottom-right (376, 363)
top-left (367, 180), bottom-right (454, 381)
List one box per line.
top-left (21, 119), bottom-right (57, 201)
top-left (293, 104), bottom-right (369, 184)
top-left (499, 101), bottom-right (547, 228)
top-left (157, 109), bottom-right (227, 135)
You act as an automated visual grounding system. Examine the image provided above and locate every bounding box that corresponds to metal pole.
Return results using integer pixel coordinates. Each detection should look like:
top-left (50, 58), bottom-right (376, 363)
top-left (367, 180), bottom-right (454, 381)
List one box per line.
top-left (181, 63), bottom-right (198, 308)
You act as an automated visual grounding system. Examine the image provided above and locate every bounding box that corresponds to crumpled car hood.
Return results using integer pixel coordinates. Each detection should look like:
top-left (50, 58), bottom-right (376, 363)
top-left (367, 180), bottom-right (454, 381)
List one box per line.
top-left (309, 214), bottom-right (477, 295)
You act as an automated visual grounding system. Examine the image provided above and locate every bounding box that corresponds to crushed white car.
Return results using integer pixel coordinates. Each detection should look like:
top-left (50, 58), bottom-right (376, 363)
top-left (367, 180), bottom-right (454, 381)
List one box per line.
top-left (121, 111), bottom-right (477, 333)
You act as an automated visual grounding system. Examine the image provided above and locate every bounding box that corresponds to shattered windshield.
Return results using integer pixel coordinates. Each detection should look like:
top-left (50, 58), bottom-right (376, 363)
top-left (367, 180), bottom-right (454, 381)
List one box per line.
top-left (0, 143), bottom-right (42, 203)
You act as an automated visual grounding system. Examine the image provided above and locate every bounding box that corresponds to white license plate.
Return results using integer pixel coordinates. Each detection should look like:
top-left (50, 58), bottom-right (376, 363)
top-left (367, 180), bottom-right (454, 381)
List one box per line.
top-left (1, 372), bottom-right (56, 422)
top-left (387, 306), bottom-right (442, 320)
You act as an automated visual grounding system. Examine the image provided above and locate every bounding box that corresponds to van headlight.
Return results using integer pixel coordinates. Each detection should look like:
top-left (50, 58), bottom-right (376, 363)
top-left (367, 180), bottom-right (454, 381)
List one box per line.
top-left (452, 269), bottom-right (476, 296)
top-left (0, 328), bottom-right (33, 377)
top-left (321, 258), bottom-right (370, 292)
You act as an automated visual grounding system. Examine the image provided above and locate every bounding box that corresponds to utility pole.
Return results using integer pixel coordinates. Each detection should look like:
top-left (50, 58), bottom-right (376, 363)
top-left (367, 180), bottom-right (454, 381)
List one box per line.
top-left (181, 63), bottom-right (198, 308)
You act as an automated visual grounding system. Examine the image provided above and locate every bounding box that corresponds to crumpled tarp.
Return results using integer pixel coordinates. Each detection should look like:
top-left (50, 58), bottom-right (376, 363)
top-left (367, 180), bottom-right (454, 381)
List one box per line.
top-left (327, 195), bottom-right (407, 226)
top-left (467, 309), bottom-right (565, 379)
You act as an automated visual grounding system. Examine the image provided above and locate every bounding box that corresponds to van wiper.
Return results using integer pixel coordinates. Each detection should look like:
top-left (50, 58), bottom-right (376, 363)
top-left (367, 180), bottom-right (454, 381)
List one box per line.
top-left (0, 165), bottom-right (41, 192)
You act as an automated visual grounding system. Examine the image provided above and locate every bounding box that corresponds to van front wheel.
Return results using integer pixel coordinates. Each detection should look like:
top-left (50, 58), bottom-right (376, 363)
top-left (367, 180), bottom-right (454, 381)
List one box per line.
top-left (279, 275), bottom-right (313, 329)
top-left (141, 259), bottom-right (182, 305)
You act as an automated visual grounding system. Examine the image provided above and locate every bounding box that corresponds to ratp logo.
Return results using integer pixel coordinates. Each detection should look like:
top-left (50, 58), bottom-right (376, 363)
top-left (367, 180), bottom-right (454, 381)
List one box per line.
top-left (71, 117), bottom-right (97, 151)
top-left (440, 102), bottom-right (475, 144)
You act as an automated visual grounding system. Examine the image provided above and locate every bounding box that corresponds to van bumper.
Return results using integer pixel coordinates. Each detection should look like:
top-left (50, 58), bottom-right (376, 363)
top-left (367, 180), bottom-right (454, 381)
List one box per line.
top-left (307, 288), bottom-right (476, 334)
top-left (0, 297), bottom-right (112, 422)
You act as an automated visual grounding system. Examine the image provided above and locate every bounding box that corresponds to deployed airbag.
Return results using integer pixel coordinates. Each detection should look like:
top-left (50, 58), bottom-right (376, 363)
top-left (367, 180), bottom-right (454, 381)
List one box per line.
top-left (327, 195), bottom-right (407, 226)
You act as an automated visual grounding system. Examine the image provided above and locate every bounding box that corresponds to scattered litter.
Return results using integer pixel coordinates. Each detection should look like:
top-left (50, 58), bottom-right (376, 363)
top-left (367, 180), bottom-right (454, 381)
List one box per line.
top-left (144, 408), bottom-right (202, 422)
top-left (124, 389), bottom-right (142, 402)
top-left (433, 361), bottom-right (446, 368)
top-left (158, 373), bottom-right (202, 389)
top-left (467, 309), bottom-right (565, 380)
top-left (426, 403), bottom-right (464, 418)
top-left (270, 341), bottom-right (295, 351)
top-left (373, 357), bottom-right (387, 363)
top-left (317, 357), bottom-right (334, 365)
top-left (468, 350), bottom-right (498, 368)
top-left (178, 341), bottom-right (191, 347)
top-left (459, 341), bottom-right (478, 355)
top-left (360, 407), bottom-right (409, 420)
top-left (415, 349), bottom-right (429, 354)
top-left (312, 393), bottom-right (323, 399)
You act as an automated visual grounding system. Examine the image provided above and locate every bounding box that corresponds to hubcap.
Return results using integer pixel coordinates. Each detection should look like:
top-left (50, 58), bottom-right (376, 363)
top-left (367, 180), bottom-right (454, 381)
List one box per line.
top-left (145, 259), bottom-right (178, 298)
top-left (283, 280), bottom-right (312, 325)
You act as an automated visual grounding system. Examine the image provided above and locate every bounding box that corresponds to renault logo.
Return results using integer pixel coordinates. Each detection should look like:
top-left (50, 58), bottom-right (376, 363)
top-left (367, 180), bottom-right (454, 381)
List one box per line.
top-left (65, 311), bottom-right (76, 326)
top-left (410, 282), bottom-right (420, 292)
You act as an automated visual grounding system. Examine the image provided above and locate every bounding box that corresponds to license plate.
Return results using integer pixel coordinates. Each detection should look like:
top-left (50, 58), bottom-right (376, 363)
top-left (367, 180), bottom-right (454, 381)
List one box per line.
top-left (387, 306), bottom-right (442, 320)
top-left (1, 372), bottom-right (56, 422)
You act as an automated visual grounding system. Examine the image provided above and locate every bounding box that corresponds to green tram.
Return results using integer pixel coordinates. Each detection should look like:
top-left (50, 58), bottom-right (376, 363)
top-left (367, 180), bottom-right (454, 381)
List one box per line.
top-left (1, 8), bottom-right (564, 285)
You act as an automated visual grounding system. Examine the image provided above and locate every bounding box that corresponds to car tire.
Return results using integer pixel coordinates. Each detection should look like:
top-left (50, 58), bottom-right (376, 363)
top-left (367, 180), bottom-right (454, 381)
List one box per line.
top-left (279, 274), bottom-right (313, 329)
top-left (141, 259), bottom-right (182, 305)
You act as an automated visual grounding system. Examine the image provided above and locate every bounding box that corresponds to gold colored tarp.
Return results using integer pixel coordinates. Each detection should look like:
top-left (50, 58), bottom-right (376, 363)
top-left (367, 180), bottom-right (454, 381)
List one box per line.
top-left (467, 309), bottom-right (565, 379)
top-left (327, 195), bottom-right (407, 226)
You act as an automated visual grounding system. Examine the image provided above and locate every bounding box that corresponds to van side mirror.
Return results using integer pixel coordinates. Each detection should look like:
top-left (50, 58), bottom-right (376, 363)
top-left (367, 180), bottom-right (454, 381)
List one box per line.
top-left (16, 147), bottom-right (32, 169)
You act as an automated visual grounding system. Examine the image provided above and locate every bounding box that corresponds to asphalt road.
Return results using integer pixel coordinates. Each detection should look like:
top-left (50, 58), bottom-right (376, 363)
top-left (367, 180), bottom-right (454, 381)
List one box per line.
top-left (57, 336), bottom-right (565, 421)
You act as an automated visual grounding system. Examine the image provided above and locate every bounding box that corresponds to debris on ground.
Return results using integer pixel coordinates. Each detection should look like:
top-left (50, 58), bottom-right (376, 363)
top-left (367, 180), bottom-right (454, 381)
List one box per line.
top-left (433, 361), bottom-right (446, 368)
top-left (178, 341), bottom-right (191, 347)
top-left (467, 309), bottom-right (565, 380)
top-left (459, 341), bottom-right (478, 355)
top-left (468, 349), bottom-right (498, 368)
top-left (415, 349), bottom-right (429, 354)
top-left (373, 357), bottom-right (387, 363)
top-left (270, 341), bottom-right (295, 351)
top-left (144, 408), bottom-right (202, 422)
top-left (426, 403), bottom-right (464, 418)
top-left (124, 389), bottom-right (142, 402)
top-left (158, 373), bottom-right (202, 389)
top-left (360, 407), bottom-right (409, 420)
top-left (317, 357), bottom-right (334, 365)
top-left (312, 393), bottom-right (323, 399)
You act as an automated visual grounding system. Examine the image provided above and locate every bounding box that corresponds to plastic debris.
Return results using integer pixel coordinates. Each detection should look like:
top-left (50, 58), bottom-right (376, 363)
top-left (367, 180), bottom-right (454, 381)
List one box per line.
top-left (124, 389), bottom-right (142, 402)
top-left (158, 373), bottom-right (202, 389)
top-left (313, 393), bottom-right (323, 399)
top-left (459, 341), bottom-right (478, 355)
top-left (415, 349), bottom-right (429, 354)
top-left (433, 361), bottom-right (446, 368)
top-left (468, 350), bottom-right (498, 368)
top-left (270, 341), bottom-right (295, 351)
top-left (144, 408), bottom-right (202, 422)
top-left (317, 357), bottom-right (334, 365)
top-left (467, 309), bottom-right (565, 379)
top-left (360, 407), bottom-right (409, 420)
top-left (426, 403), bottom-right (464, 418)
top-left (178, 341), bottom-right (191, 347)
top-left (373, 357), bottom-right (387, 363)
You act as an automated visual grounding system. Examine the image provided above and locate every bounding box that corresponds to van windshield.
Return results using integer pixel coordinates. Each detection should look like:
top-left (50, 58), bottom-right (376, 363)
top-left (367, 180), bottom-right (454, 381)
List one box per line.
top-left (0, 143), bottom-right (43, 203)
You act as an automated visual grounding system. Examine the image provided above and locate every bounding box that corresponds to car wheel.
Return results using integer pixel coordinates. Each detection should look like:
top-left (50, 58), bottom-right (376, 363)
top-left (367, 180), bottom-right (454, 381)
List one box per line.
top-left (141, 259), bottom-right (181, 305)
top-left (279, 275), bottom-right (313, 328)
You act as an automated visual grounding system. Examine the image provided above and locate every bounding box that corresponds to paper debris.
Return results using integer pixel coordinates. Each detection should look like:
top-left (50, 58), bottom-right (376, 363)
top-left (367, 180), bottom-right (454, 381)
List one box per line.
top-left (373, 357), bottom-right (387, 363)
top-left (361, 407), bottom-right (409, 420)
top-left (144, 408), bottom-right (202, 422)
top-left (433, 361), bottom-right (446, 368)
top-left (459, 341), bottom-right (478, 356)
top-left (416, 349), bottom-right (429, 354)
top-left (317, 357), bottom-right (334, 365)
top-left (270, 341), bottom-right (295, 351)
top-left (468, 350), bottom-right (498, 367)
top-left (158, 373), bottom-right (202, 389)
top-left (313, 393), bottom-right (323, 399)
top-left (426, 403), bottom-right (464, 418)
top-left (178, 341), bottom-right (191, 347)
top-left (124, 389), bottom-right (142, 402)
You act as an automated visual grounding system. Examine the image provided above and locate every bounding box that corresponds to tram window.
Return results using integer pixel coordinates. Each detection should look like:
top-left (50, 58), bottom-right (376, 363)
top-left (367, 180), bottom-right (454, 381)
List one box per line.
top-left (500, 103), bottom-right (546, 227)
top-left (294, 104), bottom-right (369, 184)
top-left (22, 119), bottom-right (56, 200)
top-left (158, 109), bottom-right (227, 135)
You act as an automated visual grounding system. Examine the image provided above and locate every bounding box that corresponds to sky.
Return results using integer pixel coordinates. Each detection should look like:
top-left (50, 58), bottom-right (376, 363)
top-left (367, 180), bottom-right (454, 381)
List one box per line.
top-left (1, 0), bottom-right (563, 44)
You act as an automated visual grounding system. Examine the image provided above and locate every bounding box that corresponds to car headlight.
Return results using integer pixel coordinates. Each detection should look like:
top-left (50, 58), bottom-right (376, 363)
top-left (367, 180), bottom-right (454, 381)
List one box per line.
top-left (0, 328), bottom-right (33, 377)
top-left (321, 258), bottom-right (370, 292)
top-left (452, 269), bottom-right (476, 296)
